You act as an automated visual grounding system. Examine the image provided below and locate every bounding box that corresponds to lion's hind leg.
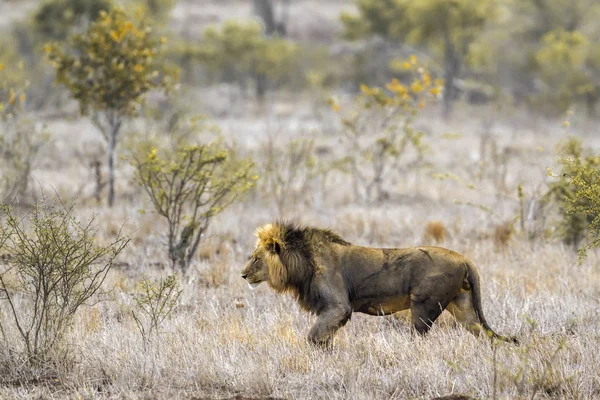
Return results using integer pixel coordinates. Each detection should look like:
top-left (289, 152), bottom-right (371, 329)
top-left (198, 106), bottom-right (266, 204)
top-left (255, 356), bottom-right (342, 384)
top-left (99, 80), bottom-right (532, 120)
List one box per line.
top-left (446, 290), bottom-right (485, 337)
top-left (409, 296), bottom-right (448, 334)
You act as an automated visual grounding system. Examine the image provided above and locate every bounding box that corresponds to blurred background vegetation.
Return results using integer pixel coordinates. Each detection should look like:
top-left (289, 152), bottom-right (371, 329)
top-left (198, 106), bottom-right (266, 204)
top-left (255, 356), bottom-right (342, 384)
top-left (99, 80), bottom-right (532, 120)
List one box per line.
top-left (1, 0), bottom-right (599, 117)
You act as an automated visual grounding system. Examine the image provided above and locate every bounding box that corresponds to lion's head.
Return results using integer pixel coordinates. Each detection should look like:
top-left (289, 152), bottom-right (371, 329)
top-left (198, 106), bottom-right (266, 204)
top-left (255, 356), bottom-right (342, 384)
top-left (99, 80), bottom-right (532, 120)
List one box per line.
top-left (241, 223), bottom-right (287, 291)
top-left (241, 222), bottom-right (351, 293)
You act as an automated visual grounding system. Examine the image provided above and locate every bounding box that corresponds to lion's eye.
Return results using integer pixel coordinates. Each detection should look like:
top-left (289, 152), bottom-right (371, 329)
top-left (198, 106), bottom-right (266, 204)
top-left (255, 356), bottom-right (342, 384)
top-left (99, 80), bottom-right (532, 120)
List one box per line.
top-left (253, 258), bottom-right (259, 264)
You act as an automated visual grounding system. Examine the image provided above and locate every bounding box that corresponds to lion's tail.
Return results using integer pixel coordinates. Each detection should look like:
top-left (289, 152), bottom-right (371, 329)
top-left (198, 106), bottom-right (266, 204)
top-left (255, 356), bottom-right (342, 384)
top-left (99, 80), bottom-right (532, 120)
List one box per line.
top-left (466, 262), bottom-right (518, 344)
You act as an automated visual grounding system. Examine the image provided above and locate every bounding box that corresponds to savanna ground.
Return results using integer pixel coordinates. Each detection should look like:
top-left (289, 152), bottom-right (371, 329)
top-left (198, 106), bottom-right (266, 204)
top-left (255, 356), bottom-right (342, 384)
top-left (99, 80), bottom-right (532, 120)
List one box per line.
top-left (1, 1), bottom-right (600, 399)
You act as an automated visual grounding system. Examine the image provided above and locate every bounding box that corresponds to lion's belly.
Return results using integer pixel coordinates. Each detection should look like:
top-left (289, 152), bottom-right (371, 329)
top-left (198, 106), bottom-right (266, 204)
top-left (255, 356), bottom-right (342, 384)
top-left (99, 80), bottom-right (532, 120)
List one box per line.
top-left (352, 295), bottom-right (411, 316)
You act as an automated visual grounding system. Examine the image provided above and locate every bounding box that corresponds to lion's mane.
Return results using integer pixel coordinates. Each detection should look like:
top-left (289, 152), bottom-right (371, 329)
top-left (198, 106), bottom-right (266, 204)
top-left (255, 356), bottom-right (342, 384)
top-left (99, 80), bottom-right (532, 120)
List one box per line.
top-left (255, 221), bottom-right (351, 311)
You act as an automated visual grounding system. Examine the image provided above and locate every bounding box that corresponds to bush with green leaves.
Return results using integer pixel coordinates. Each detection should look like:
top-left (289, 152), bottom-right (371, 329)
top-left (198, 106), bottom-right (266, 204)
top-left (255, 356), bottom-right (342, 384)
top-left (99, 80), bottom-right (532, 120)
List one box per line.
top-left (331, 58), bottom-right (440, 204)
top-left (46, 6), bottom-right (179, 207)
top-left (547, 137), bottom-right (600, 258)
top-left (132, 274), bottom-right (181, 348)
top-left (130, 139), bottom-right (256, 272)
top-left (0, 198), bottom-right (130, 362)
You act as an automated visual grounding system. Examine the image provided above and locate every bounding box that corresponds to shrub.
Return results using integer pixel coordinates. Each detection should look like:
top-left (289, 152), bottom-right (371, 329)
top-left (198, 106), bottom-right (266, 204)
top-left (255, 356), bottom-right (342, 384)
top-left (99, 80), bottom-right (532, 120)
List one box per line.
top-left (46, 6), bottom-right (179, 207)
top-left (0, 197), bottom-right (129, 362)
top-left (260, 136), bottom-right (319, 217)
top-left (132, 273), bottom-right (181, 349)
top-left (130, 140), bottom-right (256, 272)
top-left (546, 137), bottom-right (600, 252)
top-left (547, 138), bottom-right (600, 260)
top-left (332, 57), bottom-right (441, 204)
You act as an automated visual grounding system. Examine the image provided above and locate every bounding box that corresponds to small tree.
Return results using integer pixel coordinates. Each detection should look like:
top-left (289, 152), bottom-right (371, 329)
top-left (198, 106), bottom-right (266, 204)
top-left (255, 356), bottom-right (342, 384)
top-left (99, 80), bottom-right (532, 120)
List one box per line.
top-left (130, 141), bottom-right (256, 272)
top-left (46, 7), bottom-right (178, 207)
top-left (132, 273), bottom-right (181, 349)
top-left (0, 197), bottom-right (129, 362)
top-left (341, 0), bottom-right (497, 117)
top-left (547, 137), bottom-right (600, 254)
top-left (331, 58), bottom-right (440, 204)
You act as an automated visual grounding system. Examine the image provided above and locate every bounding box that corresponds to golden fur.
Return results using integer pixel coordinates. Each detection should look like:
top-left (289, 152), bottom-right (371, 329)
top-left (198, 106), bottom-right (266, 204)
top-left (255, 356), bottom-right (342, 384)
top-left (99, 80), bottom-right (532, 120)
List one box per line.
top-left (242, 221), bottom-right (516, 346)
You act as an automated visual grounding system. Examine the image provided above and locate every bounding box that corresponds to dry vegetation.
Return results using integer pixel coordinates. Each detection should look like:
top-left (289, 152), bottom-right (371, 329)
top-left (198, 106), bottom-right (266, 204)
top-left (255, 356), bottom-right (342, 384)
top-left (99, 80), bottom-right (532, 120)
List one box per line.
top-left (1, 1), bottom-right (600, 400)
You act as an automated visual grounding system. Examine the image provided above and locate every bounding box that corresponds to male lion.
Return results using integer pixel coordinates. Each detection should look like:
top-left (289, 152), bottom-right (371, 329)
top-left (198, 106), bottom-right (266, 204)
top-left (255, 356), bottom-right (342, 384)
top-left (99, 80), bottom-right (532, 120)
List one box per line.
top-left (241, 221), bottom-right (516, 345)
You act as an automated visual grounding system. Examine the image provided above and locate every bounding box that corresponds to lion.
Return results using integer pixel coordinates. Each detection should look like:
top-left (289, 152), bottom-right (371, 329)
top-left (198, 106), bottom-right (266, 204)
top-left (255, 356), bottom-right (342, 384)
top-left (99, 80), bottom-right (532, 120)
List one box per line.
top-left (241, 221), bottom-right (517, 346)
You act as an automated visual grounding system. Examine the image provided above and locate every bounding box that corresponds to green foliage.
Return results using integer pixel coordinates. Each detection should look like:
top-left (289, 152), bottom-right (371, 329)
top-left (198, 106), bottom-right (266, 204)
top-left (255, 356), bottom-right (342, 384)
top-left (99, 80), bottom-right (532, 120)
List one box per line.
top-left (46, 7), bottom-right (178, 117)
top-left (533, 29), bottom-right (600, 115)
top-left (0, 197), bottom-right (130, 362)
top-left (546, 137), bottom-right (600, 256)
top-left (130, 136), bottom-right (256, 271)
top-left (331, 58), bottom-right (440, 203)
top-left (46, 6), bottom-right (179, 206)
top-left (33, 0), bottom-right (112, 42)
top-left (132, 273), bottom-right (181, 347)
top-left (196, 20), bottom-right (298, 91)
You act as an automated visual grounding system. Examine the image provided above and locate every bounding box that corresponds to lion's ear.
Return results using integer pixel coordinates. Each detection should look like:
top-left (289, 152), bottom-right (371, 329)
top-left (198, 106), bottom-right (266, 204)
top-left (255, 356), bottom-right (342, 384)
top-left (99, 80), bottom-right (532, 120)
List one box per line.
top-left (265, 239), bottom-right (282, 255)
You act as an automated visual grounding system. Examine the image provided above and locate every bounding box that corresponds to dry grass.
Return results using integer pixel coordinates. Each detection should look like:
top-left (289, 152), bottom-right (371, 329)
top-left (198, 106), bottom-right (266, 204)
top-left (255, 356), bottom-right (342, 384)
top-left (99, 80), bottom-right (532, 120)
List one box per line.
top-left (2, 99), bottom-right (600, 399)
top-left (2, 3), bottom-right (600, 399)
top-left (493, 222), bottom-right (514, 250)
top-left (423, 221), bottom-right (448, 244)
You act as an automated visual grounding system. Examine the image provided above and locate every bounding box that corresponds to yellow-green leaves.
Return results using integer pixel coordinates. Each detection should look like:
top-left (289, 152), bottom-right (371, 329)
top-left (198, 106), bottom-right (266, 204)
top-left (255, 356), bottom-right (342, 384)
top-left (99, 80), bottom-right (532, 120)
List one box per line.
top-left (333, 57), bottom-right (438, 204)
top-left (46, 6), bottom-right (178, 117)
top-left (546, 137), bottom-right (600, 257)
top-left (130, 138), bottom-right (255, 271)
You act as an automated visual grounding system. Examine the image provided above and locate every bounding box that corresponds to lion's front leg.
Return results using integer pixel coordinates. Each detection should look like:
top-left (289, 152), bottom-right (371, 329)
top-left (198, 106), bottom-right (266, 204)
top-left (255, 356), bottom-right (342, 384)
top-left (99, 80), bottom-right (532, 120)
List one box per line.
top-left (308, 305), bottom-right (352, 347)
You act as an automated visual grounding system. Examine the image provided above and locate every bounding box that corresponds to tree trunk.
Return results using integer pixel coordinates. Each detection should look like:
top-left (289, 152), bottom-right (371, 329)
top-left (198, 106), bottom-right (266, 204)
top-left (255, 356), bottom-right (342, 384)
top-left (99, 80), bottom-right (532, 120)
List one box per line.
top-left (253, 0), bottom-right (286, 102)
top-left (442, 33), bottom-right (460, 119)
top-left (585, 92), bottom-right (597, 118)
top-left (107, 117), bottom-right (120, 207)
top-left (253, 0), bottom-right (276, 35)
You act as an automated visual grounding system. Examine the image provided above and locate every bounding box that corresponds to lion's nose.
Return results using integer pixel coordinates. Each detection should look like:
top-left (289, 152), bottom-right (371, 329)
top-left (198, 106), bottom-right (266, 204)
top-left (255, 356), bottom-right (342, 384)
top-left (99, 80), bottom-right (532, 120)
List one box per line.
top-left (241, 274), bottom-right (248, 279)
